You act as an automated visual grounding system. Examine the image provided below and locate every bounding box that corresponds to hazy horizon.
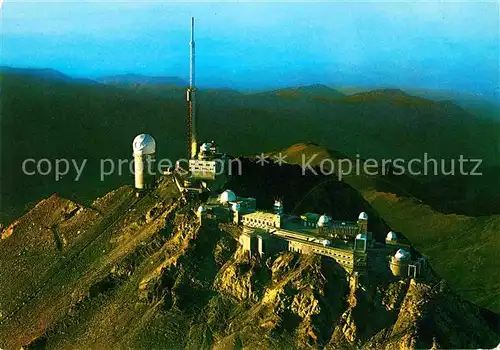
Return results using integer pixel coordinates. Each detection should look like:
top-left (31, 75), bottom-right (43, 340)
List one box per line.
top-left (2, 1), bottom-right (499, 98)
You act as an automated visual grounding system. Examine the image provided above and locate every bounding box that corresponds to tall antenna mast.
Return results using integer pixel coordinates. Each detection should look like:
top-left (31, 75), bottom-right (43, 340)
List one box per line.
top-left (190, 16), bottom-right (195, 89)
top-left (187, 17), bottom-right (197, 159)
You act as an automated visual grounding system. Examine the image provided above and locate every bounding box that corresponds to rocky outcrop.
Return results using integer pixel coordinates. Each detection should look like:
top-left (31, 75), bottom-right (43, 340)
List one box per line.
top-left (212, 240), bottom-right (498, 349)
top-left (214, 246), bottom-right (266, 302)
top-left (370, 279), bottom-right (499, 349)
top-left (0, 181), bottom-right (498, 349)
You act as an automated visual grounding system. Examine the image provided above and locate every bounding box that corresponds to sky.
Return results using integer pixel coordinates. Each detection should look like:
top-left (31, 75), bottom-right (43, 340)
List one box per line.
top-left (1, 0), bottom-right (499, 95)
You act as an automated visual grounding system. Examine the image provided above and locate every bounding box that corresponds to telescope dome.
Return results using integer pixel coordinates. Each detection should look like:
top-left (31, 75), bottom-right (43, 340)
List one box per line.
top-left (200, 143), bottom-right (211, 152)
top-left (220, 190), bottom-right (237, 203)
top-left (358, 212), bottom-right (368, 220)
top-left (231, 203), bottom-right (241, 212)
top-left (394, 249), bottom-right (410, 260)
top-left (317, 215), bottom-right (330, 227)
top-left (386, 231), bottom-right (397, 241)
top-left (133, 134), bottom-right (156, 155)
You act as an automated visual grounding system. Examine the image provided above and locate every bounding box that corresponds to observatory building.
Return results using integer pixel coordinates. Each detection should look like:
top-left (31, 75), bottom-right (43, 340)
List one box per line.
top-left (195, 190), bottom-right (427, 278)
top-left (390, 248), bottom-right (411, 277)
top-left (132, 134), bottom-right (156, 190)
top-left (188, 141), bottom-right (229, 180)
top-left (300, 211), bottom-right (370, 241)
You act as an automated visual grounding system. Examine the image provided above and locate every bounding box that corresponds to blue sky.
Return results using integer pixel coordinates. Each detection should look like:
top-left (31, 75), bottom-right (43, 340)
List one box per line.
top-left (1, 1), bottom-right (499, 95)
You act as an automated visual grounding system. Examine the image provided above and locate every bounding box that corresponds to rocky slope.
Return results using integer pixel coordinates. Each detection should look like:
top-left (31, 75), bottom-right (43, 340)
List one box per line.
top-left (0, 166), bottom-right (498, 349)
top-left (212, 241), bottom-right (497, 349)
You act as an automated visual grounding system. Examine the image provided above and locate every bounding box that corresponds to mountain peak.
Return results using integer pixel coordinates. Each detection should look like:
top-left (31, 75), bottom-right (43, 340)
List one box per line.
top-left (0, 66), bottom-right (97, 85)
top-left (349, 88), bottom-right (409, 98)
top-left (1, 66), bottom-right (70, 80)
top-left (297, 83), bottom-right (336, 91)
top-left (263, 84), bottom-right (345, 99)
top-left (343, 88), bottom-right (437, 106)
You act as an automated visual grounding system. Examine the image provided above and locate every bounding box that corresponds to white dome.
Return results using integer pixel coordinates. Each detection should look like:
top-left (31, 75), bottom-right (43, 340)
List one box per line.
top-left (197, 205), bottom-right (206, 213)
top-left (133, 134), bottom-right (156, 155)
top-left (394, 249), bottom-right (410, 260)
top-left (358, 212), bottom-right (368, 220)
top-left (200, 143), bottom-right (211, 152)
top-left (231, 203), bottom-right (241, 212)
top-left (356, 233), bottom-right (367, 240)
top-left (220, 190), bottom-right (237, 203)
top-left (317, 215), bottom-right (330, 227)
top-left (386, 231), bottom-right (397, 241)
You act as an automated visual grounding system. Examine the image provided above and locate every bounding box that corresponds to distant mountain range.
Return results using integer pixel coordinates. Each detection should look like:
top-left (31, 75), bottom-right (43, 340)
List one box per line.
top-left (260, 84), bottom-right (346, 100)
top-left (338, 86), bottom-right (500, 116)
top-left (2, 66), bottom-right (498, 113)
top-left (0, 66), bottom-right (500, 106)
top-left (1, 66), bottom-right (499, 224)
top-left (96, 73), bottom-right (188, 86)
top-left (0, 66), bottom-right (98, 85)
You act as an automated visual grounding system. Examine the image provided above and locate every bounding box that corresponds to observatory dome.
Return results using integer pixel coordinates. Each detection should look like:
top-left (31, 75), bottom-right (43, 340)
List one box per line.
top-left (317, 215), bottom-right (330, 227)
top-left (200, 143), bottom-right (211, 153)
top-left (133, 134), bottom-right (156, 155)
top-left (358, 212), bottom-right (368, 220)
top-left (220, 190), bottom-right (237, 203)
top-left (231, 203), bottom-right (241, 212)
top-left (386, 231), bottom-right (397, 241)
top-left (356, 233), bottom-right (367, 240)
top-left (394, 249), bottom-right (410, 260)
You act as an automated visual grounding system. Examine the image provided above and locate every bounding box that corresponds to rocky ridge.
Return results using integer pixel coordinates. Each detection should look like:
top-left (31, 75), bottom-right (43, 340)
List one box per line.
top-left (0, 166), bottom-right (498, 349)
